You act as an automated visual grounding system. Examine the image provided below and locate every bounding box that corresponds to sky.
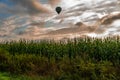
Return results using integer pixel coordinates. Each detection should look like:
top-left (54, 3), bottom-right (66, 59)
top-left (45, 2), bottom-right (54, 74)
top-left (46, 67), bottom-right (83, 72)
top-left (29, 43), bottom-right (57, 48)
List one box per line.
top-left (0, 0), bottom-right (120, 40)
top-left (0, 0), bottom-right (14, 5)
top-left (0, 0), bottom-right (81, 23)
top-left (0, 0), bottom-right (12, 18)
top-left (0, 0), bottom-right (81, 16)
top-left (0, 0), bottom-right (52, 18)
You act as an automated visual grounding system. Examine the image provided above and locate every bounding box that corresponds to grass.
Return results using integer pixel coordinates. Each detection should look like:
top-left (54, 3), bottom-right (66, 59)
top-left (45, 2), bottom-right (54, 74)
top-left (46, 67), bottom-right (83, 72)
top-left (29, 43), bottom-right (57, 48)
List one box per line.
top-left (0, 72), bottom-right (10, 80)
top-left (0, 36), bottom-right (120, 80)
top-left (0, 72), bottom-right (53, 80)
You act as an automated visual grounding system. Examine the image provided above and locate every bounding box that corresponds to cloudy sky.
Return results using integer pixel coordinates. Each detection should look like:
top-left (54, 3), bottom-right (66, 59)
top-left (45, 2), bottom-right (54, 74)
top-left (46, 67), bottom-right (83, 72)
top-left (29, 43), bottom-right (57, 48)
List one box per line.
top-left (0, 0), bottom-right (81, 17)
top-left (0, 0), bottom-right (51, 16)
top-left (0, 0), bottom-right (120, 41)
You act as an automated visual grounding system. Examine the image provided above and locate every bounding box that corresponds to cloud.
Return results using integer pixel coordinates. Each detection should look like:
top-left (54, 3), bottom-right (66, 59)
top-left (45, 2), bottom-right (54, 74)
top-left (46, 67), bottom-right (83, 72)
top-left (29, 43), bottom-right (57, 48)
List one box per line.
top-left (0, 3), bottom-right (8, 12)
top-left (49, 0), bottom-right (61, 7)
top-left (0, 3), bottom-right (11, 18)
top-left (0, 3), bottom-right (7, 8)
top-left (0, 0), bottom-right (62, 15)
top-left (10, 0), bottom-right (51, 15)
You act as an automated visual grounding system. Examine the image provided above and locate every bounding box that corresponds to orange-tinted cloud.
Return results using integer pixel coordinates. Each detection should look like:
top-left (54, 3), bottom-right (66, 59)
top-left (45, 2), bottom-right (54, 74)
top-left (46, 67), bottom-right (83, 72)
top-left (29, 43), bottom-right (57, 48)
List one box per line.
top-left (11, 0), bottom-right (51, 14)
top-left (49, 0), bottom-right (61, 7)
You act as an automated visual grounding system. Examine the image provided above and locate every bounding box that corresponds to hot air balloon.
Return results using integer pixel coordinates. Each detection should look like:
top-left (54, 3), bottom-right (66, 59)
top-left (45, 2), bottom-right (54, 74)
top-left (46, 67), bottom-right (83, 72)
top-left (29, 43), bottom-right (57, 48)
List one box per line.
top-left (56, 6), bottom-right (62, 14)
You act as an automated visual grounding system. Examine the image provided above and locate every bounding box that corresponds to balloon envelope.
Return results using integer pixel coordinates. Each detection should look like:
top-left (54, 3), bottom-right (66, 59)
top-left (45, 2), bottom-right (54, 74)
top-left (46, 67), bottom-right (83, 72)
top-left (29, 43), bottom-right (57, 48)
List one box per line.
top-left (56, 7), bottom-right (62, 14)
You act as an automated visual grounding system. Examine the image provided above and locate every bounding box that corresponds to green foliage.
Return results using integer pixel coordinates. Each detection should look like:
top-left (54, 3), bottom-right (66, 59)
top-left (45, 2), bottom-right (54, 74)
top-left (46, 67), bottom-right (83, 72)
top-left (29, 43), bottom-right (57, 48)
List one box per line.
top-left (0, 37), bottom-right (120, 80)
